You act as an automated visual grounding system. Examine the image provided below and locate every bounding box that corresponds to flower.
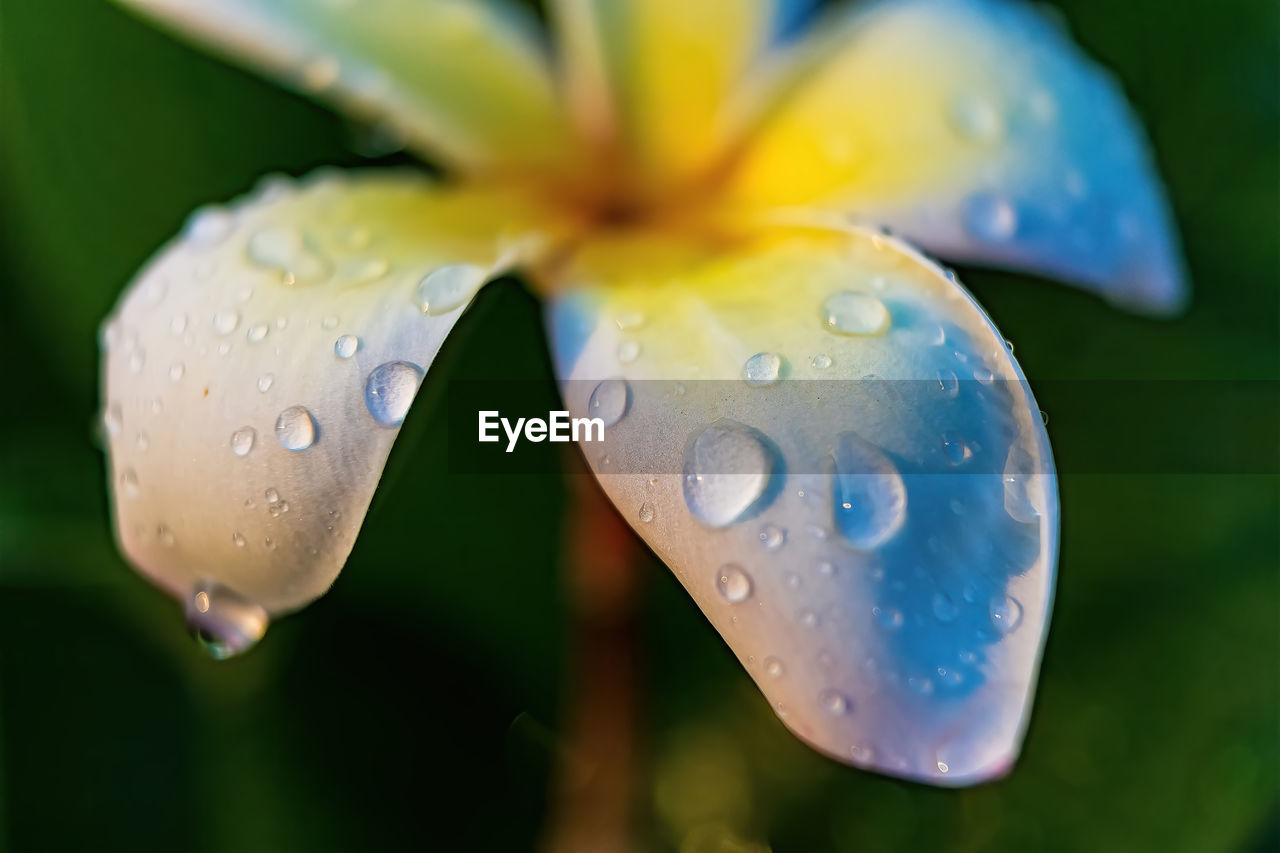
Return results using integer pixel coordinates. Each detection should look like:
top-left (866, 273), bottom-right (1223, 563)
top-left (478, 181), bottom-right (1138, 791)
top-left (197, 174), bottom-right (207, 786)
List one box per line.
top-left (99, 0), bottom-right (1183, 786)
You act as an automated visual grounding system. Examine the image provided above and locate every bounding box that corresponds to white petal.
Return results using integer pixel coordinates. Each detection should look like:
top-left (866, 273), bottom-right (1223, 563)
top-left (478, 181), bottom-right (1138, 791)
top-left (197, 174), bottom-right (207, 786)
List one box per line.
top-left (100, 169), bottom-right (562, 654)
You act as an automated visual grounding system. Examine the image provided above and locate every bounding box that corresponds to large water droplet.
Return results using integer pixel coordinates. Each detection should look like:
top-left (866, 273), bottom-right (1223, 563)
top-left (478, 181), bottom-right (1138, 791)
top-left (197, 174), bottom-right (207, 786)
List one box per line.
top-left (716, 564), bottom-right (753, 603)
top-left (743, 352), bottom-right (783, 386)
top-left (821, 291), bottom-right (889, 336)
top-left (831, 432), bottom-right (907, 549)
top-left (963, 193), bottom-right (1018, 242)
top-left (274, 405), bottom-right (317, 450)
top-left (230, 426), bottom-right (256, 457)
top-left (364, 361), bottom-right (422, 427)
top-left (416, 264), bottom-right (486, 315)
top-left (334, 334), bottom-right (360, 359)
top-left (185, 581), bottom-right (269, 660)
top-left (682, 420), bottom-right (774, 527)
top-left (587, 379), bottom-right (630, 427)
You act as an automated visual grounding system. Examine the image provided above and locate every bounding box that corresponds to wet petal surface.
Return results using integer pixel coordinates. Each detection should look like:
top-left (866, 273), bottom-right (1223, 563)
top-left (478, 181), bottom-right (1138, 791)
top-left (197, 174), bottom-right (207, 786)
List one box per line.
top-left (100, 170), bottom-right (562, 649)
top-left (549, 224), bottom-right (1058, 785)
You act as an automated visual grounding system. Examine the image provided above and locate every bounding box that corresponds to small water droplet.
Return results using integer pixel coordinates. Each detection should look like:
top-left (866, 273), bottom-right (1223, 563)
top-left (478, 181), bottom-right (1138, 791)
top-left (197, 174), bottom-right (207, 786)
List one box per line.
top-left (989, 595), bottom-right (1023, 635)
top-left (185, 581), bottom-right (269, 660)
top-left (765, 657), bottom-right (785, 678)
top-left (416, 264), bottom-right (487, 315)
top-left (103, 404), bottom-right (123, 438)
top-left (947, 93), bottom-right (1004, 142)
top-left (587, 379), bottom-right (630, 427)
top-left (817, 561), bottom-right (836, 577)
top-left (157, 524), bottom-right (175, 547)
top-left (820, 689), bottom-right (851, 715)
top-left (941, 431), bottom-right (972, 465)
top-left (185, 206), bottom-right (235, 247)
top-left (758, 523), bottom-right (785, 549)
top-left (932, 593), bottom-right (958, 622)
top-left (962, 192), bottom-right (1018, 242)
top-left (873, 605), bottom-right (904, 630)
top-left (246, 323), bottom-right (269, 343)
top-left (811, 353), bottom-right (832, 369)
top-left (616, 339), bottom-right (641, 364)
top-left (831, 432), bottom-right (907, 549)
top-left (274, 405), bottom-right (317, 450)
top-left (212, 310), bottom-right (240, 335)
top-left (170, 314), bottom-right (188, 336)
top-left (120, 468), bottom-right (139, 497)
top-left (638, 501), bottom-right (655, 523)
top-left (798, 608), bottom-right (820, 628)
top-left (169, 362), bottom-right (185, 382)
top-left (682, 420), bottom-right (774, 527)
top-left (343, 257), bottom-right (389, 284)
top-left (364, 361), bottom-right (422, 427)
top-left (265, 487), bottom-right (280, 504)
top-left (334, 334), bottom-right (360, 358)
top-left (230, 426), bottom-right (256, 457)
top-left (231, 531), bottom-right (246, 548)
top-left (821, 291), bottom-right (890, 336)
top-left (135, 431), bottom-right (149, 452)
top-left (936, 760), bottom-right (950, 774)
top-left (248, 227), bottom-right (330, 284)
top-left (257, 374), bottom-right (274, 393)
top-left (743, 352), bottom-right (783, 386)
top-left (936, 369), bottom-right (959, 397)
top-left (716, 564), bottom-right (753, 603)
top-left (127, 351), bottom-right (145, 375)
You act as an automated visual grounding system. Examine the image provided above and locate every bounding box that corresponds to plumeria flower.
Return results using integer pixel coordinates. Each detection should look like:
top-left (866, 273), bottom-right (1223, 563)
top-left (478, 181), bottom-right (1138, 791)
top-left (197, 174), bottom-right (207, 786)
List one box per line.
top-left (100, 0), bottom-right (1183, 787)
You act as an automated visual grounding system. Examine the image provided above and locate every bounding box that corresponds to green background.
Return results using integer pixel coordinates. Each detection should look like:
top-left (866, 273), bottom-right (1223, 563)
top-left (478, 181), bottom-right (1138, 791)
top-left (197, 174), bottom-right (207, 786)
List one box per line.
top-left (1, 0), bottom-right (1276, 850)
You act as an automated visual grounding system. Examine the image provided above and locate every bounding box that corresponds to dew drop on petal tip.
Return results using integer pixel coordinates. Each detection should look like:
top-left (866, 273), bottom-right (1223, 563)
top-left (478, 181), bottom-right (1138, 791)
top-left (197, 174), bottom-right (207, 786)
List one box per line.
top-left (821, 291), bottom-right (890, 336)
top-left (185, 581), bottom-right (269, 660)
top-left (274, 405), bottom-right (317, 450)
top-left (587, 379), bottom-right (630, 427)
top-left (364, 361), bottom-right (422, 427)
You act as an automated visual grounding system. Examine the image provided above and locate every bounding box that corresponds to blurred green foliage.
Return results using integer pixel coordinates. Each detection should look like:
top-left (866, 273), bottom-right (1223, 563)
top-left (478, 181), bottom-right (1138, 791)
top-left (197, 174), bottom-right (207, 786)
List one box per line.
top-left (1, 0), bottom-right (1276, 850)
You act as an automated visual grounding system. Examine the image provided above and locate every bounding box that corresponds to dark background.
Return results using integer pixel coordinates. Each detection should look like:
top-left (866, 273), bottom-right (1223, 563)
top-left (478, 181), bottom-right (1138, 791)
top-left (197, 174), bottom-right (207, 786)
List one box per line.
top-left (1, 0), bottom-right (1276, 850)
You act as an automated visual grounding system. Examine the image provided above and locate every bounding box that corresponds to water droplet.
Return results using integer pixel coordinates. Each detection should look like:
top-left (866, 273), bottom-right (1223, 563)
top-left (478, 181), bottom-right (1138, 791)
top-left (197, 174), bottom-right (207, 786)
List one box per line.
top-left (274, 405), bottom-right (317, 450)
top-left (820, 689), bottom-right (851, 715)
top-left (169, 362), bottom-right (185, 382)
top-left (185, 581), bottom-right (269, 660)
top-left (716, 564), bottom-right (753, 603)
top-left (616, 339), bottom-right (641, 364)
top-left (941, 431), bottom-right (972, 465)
top-left (157, 524), bottom-right (175, 548)
top-left (343, 257), bottom-right (389, 284)
top-left (817, 561), bottom-right (836, 577)
top-left (973, 366), bottom-right (994, 385)
top-left (962, 192), bottom-right (1018, 242)
top-left (873, 605), bottom-right (904, 630)
top-left (936, 369), bottom-right (959, 397)
top-left (322, 314), bottom-right (339, 330)
top-left (743, 352), bottom-right (783, 386)
top-left (821, 291), bottom-right (890, 336)
top-left (120, 468), bottom-right (139, 497)
top-left (587, 379), bottom-right (630, 427)
top-left (334, 334), bottom-right (360, 359)
top-left (246, 323), bottom-right (268, 343)
top-left (682, 420), bottom-right (774, 528)
top-left (758, 523), bottom-right (785, 549)
top-left (936, 760), bottom-right (951, 774)
top-left (989, 595), bottom-right (1023, 635)
top-left (247, 227), bottom-right (330, 284)
top-left (212, 310), bottom-right (240, 335)
top-left (127, 351), bottom-right (145, 375)
top-left (257, 374), bottom-right (274, 393)
top-left (798, 608), bottom-right (820, 628)
top-left (185, 206), bottom-right (235, 247)
top-left (831, 432), bottom-right (907, 549)
top-left (230, 426), bottom-right (256, 457)
top-left (947, 93), bottom-right (1004, 142)
top-left (932, 593), bottom-right (958, 622)
top-left (231, 531), bottom-right (246, 548)
top-left (364, 361), bottom-right (422, 427)
top-left (638, 501), bottom-right (655, 523)
top-left (265, 487), bottom-right (280, 504)
top-left (764, 657), bottom-right (785, 678)
top-left (416, 264), bottom-right (486, 315)
top-left (170, 314), bottom-right (188, 336)
top-left (103, 404), bottom-right (122, 438)
top-left (811, 353), bottom-right (832, 369)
